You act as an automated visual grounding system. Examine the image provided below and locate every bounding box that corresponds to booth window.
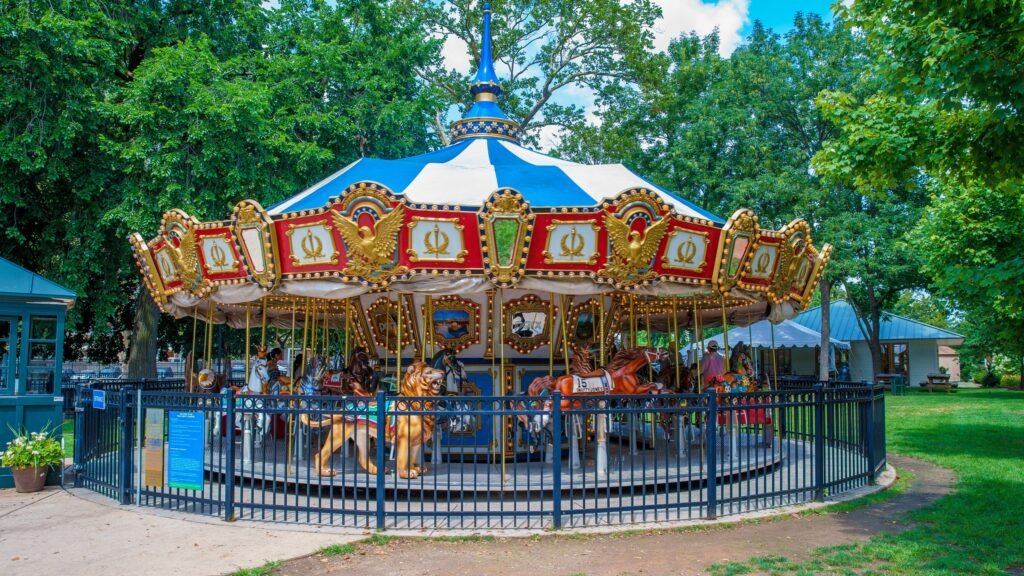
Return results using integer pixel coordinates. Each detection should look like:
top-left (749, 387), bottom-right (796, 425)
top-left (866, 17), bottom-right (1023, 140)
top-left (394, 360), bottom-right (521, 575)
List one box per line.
top-left (26, 316), bottom-right (58, 395)
top-left (0, 319), bottom-right (11, 393)
top-left (880, 342), bottom-right (909, 375)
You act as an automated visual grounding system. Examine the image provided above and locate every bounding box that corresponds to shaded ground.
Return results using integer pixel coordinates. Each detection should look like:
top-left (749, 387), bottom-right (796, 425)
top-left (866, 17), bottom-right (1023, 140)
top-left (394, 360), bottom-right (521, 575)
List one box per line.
top-left (272, 455), bottom-right (953, 576)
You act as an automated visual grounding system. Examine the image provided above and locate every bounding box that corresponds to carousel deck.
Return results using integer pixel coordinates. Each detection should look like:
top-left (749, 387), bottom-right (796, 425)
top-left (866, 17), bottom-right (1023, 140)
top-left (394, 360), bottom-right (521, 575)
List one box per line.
top-left (200, 432), bottom-right (783, 494)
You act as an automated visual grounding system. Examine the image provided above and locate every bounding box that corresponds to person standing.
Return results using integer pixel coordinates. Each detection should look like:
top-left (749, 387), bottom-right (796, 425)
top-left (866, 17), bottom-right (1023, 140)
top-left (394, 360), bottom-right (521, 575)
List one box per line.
top-left (701, 341), bottom-right (726, 386)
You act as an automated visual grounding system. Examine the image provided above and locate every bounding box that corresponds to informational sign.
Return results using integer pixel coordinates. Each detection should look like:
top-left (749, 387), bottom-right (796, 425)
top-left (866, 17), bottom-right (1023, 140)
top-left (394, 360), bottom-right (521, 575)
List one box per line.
top-left (92, 389), bottom-right (106, 410)
top-left (167, 411), bottom-right (205, 491)
top-left (143, 408), bottom-right (165, 487)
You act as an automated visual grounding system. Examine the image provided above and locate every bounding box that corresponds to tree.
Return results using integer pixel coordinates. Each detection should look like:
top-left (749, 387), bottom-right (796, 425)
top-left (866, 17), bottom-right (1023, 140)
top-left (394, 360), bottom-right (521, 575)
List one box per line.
top-left (816, 2), bottom-right (1024, 382)
top-left (560, 16), bottom-right (922, 379)
top-left (1, 0), bottom-right (445, 376)
top-left (408, 0), bottom-right (661, 145)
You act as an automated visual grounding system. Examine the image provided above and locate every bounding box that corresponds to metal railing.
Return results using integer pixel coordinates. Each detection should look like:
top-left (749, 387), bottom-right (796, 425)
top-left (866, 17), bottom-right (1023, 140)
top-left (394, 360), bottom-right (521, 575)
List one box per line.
top-left (73, 383), bottom-right (885, 530)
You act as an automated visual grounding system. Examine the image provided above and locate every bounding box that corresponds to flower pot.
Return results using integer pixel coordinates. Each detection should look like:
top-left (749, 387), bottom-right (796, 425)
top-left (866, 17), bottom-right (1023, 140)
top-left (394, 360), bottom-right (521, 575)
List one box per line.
top-left (11, 466), bottom-right (48, 493)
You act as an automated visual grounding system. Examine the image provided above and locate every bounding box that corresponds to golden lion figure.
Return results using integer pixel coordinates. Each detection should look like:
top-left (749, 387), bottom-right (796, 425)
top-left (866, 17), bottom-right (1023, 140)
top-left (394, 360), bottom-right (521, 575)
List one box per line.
top-left (300, 361), bottom-right (444, 479)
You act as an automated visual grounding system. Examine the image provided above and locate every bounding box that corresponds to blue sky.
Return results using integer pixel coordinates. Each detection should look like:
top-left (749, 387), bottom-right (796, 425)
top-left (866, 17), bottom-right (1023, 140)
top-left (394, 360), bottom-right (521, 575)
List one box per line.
top-left (746, 0), bottom-right (838, 37)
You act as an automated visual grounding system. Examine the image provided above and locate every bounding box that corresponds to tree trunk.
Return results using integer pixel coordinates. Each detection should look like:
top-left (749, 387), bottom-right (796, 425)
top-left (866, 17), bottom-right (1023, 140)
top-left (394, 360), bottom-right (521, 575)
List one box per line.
top-left (126, 288), bottom-right (158, 378)
top-left (867, 303), bottom-right (884, 383)
top-left (819, 277), bottom-right (831, 382)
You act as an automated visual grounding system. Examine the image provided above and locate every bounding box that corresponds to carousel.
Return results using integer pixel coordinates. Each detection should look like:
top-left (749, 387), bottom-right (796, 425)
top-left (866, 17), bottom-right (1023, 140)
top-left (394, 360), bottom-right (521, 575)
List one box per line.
top-left (127, 6), bottom-right (831, 481)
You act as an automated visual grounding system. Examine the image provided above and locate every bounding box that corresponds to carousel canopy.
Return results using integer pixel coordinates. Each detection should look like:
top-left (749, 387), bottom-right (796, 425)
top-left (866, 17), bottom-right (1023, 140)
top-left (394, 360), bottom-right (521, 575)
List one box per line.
top-left (268, 138), bottom-right (721, 220)
top-left (702, 319), bottom-right (851, 351)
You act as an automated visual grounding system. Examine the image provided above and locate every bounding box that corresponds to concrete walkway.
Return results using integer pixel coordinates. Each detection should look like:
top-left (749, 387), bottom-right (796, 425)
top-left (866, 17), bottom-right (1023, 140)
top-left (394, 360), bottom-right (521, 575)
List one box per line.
top-left (0, 487), bottom-right (356, 576)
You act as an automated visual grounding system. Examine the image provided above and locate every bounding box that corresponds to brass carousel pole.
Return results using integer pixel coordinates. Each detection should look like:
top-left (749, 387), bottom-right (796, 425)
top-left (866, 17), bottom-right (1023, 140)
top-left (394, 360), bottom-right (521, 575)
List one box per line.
top-left (190, 310), bottom-right (199, 377)
top-left (344, 298), bottom-right (352, 363)
top-left (206, 302), bottom-right (215, 368)
top-left (695, 300), bottom-right (703, 393)
top-left (497, 288), bottom-right (505, 479)
top-left (672, 298), bottom-right (680, 389)
top-left (421, 296), bottom-right (428, 363)
top-left (244, 304), bottom-right (251, 384)
top-left (260, 298), bottom-right (268, 352)
top-left (548, 294), bottom-right (555, 377)
top-left (599, 296), bottom-right (606, 366)
top-left (560, 294), bottom-right (571, 376)
top-left (720, 296), bottom-right (731, 373)
top-left (644, 299), bottom-right (655, 443)
top-left (396, 295), bottom-right (403, 385)
top-left (427, 295), bottom-right (434, 358)
top-left (771, 322), bottom-right (778, 391)
top-left (629, 295), bottom-right (637, 348)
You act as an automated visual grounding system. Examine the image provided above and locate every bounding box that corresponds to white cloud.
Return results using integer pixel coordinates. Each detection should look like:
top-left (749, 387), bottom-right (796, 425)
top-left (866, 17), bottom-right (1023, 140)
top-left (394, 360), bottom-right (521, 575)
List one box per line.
top-left (441, 34), bottom-right (473, 74)
top-left (651, 0), bottom-right (751, 57)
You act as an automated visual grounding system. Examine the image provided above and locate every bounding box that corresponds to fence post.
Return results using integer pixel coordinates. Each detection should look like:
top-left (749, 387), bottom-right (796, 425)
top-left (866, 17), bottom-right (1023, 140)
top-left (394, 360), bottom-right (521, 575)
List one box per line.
top-left (551, 390), bottom-right (563, 530)
top-left (73, 384), bottom-right (85, 488)
top-left (814, 384), bottom-right (825, 501)
top-left (375, 389), bottom-right (387, 531)
top-left (118, 387), bottom-right (133, 505)
top-left (864, 387), bottom-right (876, 484)
top-left (224, 388), bottom-right (236, 522)
top-left (705, 391), bottom-right (718, 520)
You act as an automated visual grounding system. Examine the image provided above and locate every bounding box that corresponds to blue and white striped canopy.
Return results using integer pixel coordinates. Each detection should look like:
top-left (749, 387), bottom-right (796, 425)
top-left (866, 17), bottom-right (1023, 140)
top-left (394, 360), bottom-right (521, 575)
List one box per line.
top-left (268, 138), bottom-right (722, 222)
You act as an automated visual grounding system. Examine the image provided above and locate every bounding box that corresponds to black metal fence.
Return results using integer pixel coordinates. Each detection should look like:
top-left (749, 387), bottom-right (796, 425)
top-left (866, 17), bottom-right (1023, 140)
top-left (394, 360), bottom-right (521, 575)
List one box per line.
top-left (73, 384), bottom-right (885, 530)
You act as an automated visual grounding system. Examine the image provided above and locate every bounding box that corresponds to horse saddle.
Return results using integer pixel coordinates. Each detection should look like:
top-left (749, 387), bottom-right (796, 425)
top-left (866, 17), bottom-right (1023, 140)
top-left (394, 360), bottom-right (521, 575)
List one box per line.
top-left (571, 371), bottom-right (613, 394)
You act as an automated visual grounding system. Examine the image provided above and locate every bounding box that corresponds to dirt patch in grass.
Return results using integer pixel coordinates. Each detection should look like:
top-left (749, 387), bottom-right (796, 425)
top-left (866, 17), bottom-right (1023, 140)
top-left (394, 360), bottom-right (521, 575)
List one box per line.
top-left (271, 455), bottom-right (952, 576)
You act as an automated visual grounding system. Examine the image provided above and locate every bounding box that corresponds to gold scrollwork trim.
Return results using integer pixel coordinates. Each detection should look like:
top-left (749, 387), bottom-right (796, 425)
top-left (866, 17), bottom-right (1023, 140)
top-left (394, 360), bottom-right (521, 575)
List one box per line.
top-left (421, 295), bottom-right (480, 353)
top-left (542, 219), bottom-right (600, 265)
top-left (285, 221), bottom-right (339, 267)
top-left (407, 216), bottom-right (468, 263)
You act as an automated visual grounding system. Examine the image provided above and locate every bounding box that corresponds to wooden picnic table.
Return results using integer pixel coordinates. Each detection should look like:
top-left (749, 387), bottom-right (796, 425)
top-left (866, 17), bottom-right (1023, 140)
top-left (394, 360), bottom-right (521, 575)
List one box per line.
top-left (922, 372), bottom-right (955, 392)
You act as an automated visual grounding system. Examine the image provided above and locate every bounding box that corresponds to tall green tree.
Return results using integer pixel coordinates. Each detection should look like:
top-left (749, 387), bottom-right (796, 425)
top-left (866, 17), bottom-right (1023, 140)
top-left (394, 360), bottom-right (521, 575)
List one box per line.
top-left (816, 1), bottom-right (1024, 382)
top-left (0, 0), bottom-right (445, 375)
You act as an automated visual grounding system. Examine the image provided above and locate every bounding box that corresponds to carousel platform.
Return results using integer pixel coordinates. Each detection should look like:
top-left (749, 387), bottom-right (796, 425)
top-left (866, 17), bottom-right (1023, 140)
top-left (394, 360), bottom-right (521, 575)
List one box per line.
top-left (199, 431), bottom-right (784, 495)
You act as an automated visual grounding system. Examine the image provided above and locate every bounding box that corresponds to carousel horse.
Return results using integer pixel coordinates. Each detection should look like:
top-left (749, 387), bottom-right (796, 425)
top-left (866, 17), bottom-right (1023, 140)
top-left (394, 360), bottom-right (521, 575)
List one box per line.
top-left (431, 348), bottom-right (476, 434)
top-left (528, 347), bottom-right (671, 409)
top-left (526, 345), bottom-right (595, 397)
top-left (711, 342), bottom-right (757, 393)
top-left (184, 351), bottom-right (232, 394)
top-left (321, 347), bottom-right (378, 395)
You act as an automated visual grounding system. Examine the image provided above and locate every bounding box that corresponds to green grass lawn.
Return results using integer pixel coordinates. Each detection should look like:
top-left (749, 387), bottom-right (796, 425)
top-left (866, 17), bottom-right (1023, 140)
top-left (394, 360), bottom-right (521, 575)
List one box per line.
top-left (62, 418), bottom-right (73, 459)
top-left (710, 389), bottom-right (1024, 575)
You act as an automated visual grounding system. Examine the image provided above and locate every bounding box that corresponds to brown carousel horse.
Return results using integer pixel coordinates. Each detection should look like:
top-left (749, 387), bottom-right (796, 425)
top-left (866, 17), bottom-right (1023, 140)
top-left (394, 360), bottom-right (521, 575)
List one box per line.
top-left (528, 347), bottom-right (671, 409)
top-left (320, 346), bottom-right (377, 396)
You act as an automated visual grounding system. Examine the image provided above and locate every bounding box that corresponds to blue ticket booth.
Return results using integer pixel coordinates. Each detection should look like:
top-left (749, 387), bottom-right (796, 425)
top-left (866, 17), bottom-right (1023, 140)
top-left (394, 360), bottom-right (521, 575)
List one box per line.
top-left (0, 257), bottom-right (76, 488)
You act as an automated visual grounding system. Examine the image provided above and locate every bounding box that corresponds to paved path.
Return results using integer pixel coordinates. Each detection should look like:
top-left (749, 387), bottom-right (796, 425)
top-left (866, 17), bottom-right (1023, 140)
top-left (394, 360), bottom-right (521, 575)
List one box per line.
top-left (0, 488), bottom-right (355, 576)
top-left (0, 455), bottom-right (953, 576)
top-left (275, 455), bottom-right (954, 576)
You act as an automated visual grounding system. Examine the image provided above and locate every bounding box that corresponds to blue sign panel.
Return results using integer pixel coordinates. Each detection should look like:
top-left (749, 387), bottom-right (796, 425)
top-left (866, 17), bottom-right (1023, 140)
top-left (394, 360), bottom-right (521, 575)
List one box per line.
top-left (167, 411), bottom-right (205, 491)
top-left (92, 389), bottom-right (106, 410)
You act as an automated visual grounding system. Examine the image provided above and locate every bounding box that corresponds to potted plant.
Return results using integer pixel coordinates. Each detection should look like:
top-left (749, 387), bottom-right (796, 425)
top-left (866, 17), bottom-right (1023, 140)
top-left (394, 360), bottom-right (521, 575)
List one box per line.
top-left (2, 428), bottom-right (64, 493)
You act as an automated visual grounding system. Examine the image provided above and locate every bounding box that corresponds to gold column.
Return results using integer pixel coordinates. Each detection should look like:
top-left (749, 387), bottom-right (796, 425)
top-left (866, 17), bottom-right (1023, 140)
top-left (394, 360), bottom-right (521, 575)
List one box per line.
top-left (720, 296), bottom-right (730, 373)
top-left (244, 304), bottom-right (251, 383)
top-left (396, 295), bottom-right (403, 383)
top-left (693, 300), bottom-right (701, 393)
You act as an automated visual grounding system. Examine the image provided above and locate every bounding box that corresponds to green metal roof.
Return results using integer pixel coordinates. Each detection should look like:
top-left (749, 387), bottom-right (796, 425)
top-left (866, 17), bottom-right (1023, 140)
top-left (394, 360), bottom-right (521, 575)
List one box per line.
top-left (0, 256), bottom-right (76, 306)
top-left (793, 300), bottom-right (962, 342)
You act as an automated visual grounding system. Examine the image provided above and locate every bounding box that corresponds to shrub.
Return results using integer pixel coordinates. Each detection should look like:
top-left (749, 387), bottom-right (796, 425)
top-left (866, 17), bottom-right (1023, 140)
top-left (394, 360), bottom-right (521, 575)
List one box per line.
top-left (1001, 374), bottom-right (1022, 389)
top-left (981, 371), bottom-right (1001, 388)
top-left (2, 428), bottom-right (64, 469)
top-left (972, 370), bottom-right (988, 384)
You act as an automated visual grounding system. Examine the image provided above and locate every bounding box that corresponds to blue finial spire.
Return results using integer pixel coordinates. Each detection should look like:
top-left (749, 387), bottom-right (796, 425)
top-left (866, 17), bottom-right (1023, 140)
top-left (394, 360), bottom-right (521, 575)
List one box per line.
top-left (471, 3), bottom-right (502, 97)
top-left (449, 2), bottom-right (522, 144)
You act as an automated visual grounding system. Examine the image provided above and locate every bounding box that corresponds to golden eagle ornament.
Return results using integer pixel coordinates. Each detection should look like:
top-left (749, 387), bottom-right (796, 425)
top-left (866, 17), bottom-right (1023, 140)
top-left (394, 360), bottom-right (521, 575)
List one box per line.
top-left (600, 212), bottom-right (671, 285)
top-left (332, 204), bottom-right (407, 283)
